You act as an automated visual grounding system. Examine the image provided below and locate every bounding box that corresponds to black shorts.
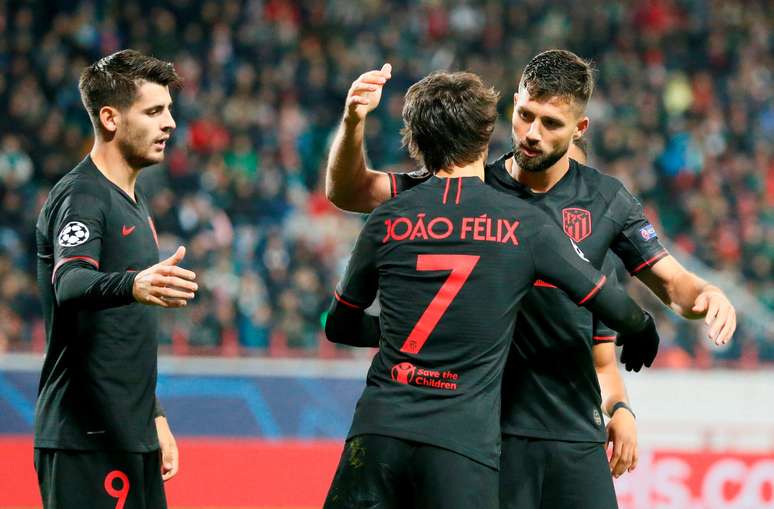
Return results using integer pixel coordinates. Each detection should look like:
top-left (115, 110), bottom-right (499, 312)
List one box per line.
top-left (323, 434), bottom-right (498, 509)
top-left (34, 448), bottom-right (167, 509)
top-left (499, 436), bottom-right (618, 509)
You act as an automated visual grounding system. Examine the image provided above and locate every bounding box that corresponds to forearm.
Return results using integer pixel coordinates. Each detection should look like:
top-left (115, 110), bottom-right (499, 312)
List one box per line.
top-left (325, 119), bottom-right (388, 213)
top-left (637, 256), bottom-right (718, 318)
top-left (324, 299), bottom-right (381, 347)
top-left (664, 271), bottom-right (716, 319)
top-left (586, 283), bottom-right (649, 335)
top-left (55, 262), bottom-right (136, 308)
top-left (598, 367), bottom-right (630, 417)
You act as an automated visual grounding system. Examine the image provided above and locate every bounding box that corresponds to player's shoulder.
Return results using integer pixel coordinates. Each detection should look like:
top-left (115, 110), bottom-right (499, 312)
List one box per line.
top-left (372, 175), bottom-right (433, 217)
top-left (49, 157), bottom-right (108, 201)
top-left (573, 160), bottom-right (625, 201)
top-left (473, 182), bottom-right (555, 239)
top-left (43, 158), bottom-right (112, 224)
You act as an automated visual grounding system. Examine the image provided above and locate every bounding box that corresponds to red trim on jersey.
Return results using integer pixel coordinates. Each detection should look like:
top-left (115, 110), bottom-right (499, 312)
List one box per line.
top-left (442, 178), bottom-right (451, 204)
top-left (51, 256), bottom-right (99, 283)
top-left (390, 173), bottom-right (397, 198)
top-left (334, 291), bottom-right (362, 309)
top-left (593, 335), bottom-right (617, 342)
top-left (148, 216), bottom-right (159, 248)
top-left (533, 279), bottom-right (558, 288)
top-left (455, 178), bottom-right (462, 204)
top-left (630, 250), bottom-right (668, 274)
top-left (578, 275), bottom-right (607, 305)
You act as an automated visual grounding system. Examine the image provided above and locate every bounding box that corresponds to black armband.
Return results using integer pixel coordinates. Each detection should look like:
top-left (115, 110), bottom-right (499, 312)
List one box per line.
top-left (611, 401), bottom-right (635, 419)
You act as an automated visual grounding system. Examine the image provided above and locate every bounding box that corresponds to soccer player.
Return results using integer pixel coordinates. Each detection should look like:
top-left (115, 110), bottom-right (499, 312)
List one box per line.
top-left (322, 71), bottom-right (659, 509)
top-left (325, 52), bottom-right (736, 509)
top-left (34, 50), bottom-right (196, 509)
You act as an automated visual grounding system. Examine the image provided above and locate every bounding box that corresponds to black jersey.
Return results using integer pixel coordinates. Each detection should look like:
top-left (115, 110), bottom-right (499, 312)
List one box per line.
top-left (35, 156), bottom-right (162, 452)
top-left (334, 175), bottom-right (644, 468)
top-left (391, 155), bottom-right (667, 442)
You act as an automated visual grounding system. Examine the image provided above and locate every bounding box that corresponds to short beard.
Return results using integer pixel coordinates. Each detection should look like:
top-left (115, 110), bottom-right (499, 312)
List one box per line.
top-left (512, 137), bottom-right (570, 173)
top-left (117, 127), bottom-right (158, 169)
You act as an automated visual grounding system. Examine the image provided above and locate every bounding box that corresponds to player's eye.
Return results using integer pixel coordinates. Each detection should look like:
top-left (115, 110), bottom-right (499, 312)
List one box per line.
top-left (519, 110), bottom-right (531, 121)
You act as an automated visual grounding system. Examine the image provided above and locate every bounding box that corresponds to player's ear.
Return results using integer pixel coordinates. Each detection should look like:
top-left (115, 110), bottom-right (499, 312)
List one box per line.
top-left (513, 92), bottom-right (519, 105)
top-left (574, 116), bottom-right (589, 140)
top-left (98, 106), bottom-right (121, 134)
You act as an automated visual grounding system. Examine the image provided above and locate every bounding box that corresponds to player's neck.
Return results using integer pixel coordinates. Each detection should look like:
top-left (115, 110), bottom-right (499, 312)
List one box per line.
top-left (435, 155), bottom-right (486, 181)
top-left (90, 142), bottom-right (141, 202)
top-left (506, 152), bottom-right (571, 194)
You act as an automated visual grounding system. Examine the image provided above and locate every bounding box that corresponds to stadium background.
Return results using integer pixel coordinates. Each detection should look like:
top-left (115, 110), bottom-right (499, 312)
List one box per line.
top-left (0, 0), bottom-right (771, 507)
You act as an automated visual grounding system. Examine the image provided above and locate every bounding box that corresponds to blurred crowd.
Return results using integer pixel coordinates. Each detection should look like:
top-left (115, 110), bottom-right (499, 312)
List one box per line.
top-left (0, 0), bottom-right (771, 365)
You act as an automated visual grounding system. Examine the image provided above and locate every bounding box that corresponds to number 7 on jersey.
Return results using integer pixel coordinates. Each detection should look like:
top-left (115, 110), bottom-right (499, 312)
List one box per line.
top-left (400, 254), bottom-right (480, 354)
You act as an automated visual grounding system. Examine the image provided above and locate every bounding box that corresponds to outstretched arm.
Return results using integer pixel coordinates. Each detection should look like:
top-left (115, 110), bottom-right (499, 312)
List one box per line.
top-left (326, 64), bottom-right (393, 213)
top-left (636, 255), bottom-right (735, 345)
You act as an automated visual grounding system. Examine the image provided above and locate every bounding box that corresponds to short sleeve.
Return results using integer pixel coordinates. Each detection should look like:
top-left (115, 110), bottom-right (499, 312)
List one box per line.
top-left (389, 168), bottom-right (431, 197)
top-left (51, 180), bottom-right (108, 279)
top-left (606, 186), bottom-right (668, 274)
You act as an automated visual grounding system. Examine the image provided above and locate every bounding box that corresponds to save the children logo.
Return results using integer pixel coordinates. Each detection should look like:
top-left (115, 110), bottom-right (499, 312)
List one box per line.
top-left (391, 362), bottom-right (416, 384)
top-left (390, 362), bottom-right (459, 391)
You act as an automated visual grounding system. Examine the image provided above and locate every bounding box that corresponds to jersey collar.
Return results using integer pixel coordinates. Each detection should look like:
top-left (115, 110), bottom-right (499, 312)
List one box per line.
top-left (486, 152), bottom-right (579, 198)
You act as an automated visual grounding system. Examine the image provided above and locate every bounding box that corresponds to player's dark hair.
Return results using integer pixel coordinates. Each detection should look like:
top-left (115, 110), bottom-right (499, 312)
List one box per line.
top-left (519, 49), bottom-right (594, 111)
top-left (79, 49), bottom-right (181, 129)
top-left (401, 72), bottom-right (499, 174)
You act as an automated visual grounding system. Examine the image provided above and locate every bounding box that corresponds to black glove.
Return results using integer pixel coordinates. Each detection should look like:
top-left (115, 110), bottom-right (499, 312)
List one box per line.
top-left (616, 312), bottom-right (659, 372)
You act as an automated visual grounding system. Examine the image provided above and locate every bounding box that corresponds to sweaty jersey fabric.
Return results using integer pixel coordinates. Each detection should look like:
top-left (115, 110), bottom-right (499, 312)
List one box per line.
top-left (336, 175), bottom-right (627, 468)
top-left (35, 156), bottom-right (162, 452)
top-left (391, 155), bottom-right (667, 442)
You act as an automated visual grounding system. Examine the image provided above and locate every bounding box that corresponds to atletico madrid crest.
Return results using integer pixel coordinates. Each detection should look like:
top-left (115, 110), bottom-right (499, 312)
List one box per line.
top-left (562, 208), bottom-right (592, 243)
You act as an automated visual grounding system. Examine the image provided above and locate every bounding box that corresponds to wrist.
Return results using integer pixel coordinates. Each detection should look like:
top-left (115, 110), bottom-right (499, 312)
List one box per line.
top-left (611, 401), bottom-right (636, 419)
top-left (342, 113), bottom-right (365, 130)
top-left (127, 271), bottom-right (139, 301)
top-left (636, 311), bottom-right (654, 333)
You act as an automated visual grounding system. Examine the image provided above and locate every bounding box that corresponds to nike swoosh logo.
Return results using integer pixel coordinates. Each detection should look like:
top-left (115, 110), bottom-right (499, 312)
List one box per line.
top-left (122, 225), bottom-right (136, 236)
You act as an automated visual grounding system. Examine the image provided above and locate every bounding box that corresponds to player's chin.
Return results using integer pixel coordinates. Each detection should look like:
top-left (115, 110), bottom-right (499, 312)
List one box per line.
top-left (145, 148), bottom-right (166, 164)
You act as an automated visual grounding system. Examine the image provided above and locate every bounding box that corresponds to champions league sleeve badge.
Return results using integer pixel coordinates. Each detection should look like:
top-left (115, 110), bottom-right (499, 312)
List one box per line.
top-left (58, 221), bottom-right (90, 247)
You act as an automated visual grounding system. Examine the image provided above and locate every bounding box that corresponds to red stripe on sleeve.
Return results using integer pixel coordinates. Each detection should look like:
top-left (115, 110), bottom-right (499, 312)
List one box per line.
top-left (334, 291), bottom-right (362, 309)
top-left (390, 173), bottom-right (397, 198)
top-left (593, 335), bottom-right (617, 342)
top-left (533, 280), bottom-right (558, 288)
top-left (52, 256), bottom-right (100, 283)
top-left (630, 250), bottom-right (668, 274)
top-left (578, 275), bottom-right (607, 305)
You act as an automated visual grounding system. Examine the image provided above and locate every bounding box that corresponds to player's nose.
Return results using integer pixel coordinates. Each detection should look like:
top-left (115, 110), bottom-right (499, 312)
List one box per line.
top-left (525, 122), bottom-right (541, 143)
top-left (162, 109), bottom-right (176, 131)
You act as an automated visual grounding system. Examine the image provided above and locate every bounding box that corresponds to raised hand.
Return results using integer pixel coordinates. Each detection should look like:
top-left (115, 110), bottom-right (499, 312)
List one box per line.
top-left (344, 63), bottom-right (392, 125)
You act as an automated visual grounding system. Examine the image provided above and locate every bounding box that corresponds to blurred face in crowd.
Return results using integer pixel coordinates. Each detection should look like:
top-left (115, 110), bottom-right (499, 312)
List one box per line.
top-left (511, 85), bottom-right (589, 173)
top-left (103, 81), bottom-right (176, 169)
